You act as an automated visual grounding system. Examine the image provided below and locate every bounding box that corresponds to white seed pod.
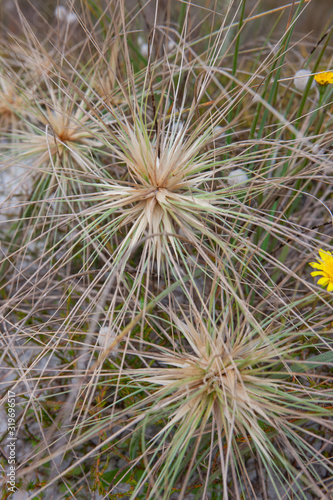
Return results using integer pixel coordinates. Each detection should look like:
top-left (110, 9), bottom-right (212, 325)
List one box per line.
top-left (167, 39), bottom-right (176, 51)
top-left (55, 6), bottom-right (77, 24)
top-left (66, 12), bottom-right (77, 24)
top-left (170, 121), bottom-right (184, 135)
top-left (54, 5), bottom-right (67, 21)
top-left (137, 36), bottom-right (148, 57)
top-left (97, 326), bottom-right (118, 357)
top-left (312, 144), bottom-right (325, 156)
top-left (213, 125), bottom-right (225, 140)
top-left (227, 168), bottom-right (248, 186)
top-left (140, 43), bottom-right (148, 57)
top-left (293, 69), bottom-right (315, 92)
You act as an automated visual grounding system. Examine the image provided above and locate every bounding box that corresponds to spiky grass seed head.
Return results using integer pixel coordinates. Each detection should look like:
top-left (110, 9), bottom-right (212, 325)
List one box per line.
top-left (0, 74), bottom-right (28, 130)
top-left (94, 115), bottom-right (222, 275)
top-left (121, 306), bottom-right (333, 498)
top-left (293, 69), bottom-right (315, 91)
top-left (309, 249), bottom-right (333, 291)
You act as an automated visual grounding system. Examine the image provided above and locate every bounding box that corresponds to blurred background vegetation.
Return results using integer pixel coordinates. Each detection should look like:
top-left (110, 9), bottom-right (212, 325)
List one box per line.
top-left (1, 0), bottom-right (333, 39)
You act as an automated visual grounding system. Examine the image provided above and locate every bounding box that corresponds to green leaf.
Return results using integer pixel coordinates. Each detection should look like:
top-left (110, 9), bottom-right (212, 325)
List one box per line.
top-left (101, 467), bottom-right (132, 486)
top-left (290, 351), bottom-right (333, 373)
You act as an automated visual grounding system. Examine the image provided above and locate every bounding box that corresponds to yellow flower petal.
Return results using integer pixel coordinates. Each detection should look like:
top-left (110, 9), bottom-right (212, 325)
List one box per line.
top-left (309, 262), bottom-right (324, 270)
top-left (309, 249), bottom-right (333, 289)
top-left (314, 72), bottom-right (333, 85)
top-left (319, 249), bottom-right (332, 262)
top-left (317, 277), bottom-right (329, 286)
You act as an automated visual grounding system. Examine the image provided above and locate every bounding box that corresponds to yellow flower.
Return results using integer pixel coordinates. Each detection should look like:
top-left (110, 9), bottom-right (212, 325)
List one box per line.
top-left (309, 249), bottom-right (333, 291)
top-left (314, 71), bottom-right (333, 86)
